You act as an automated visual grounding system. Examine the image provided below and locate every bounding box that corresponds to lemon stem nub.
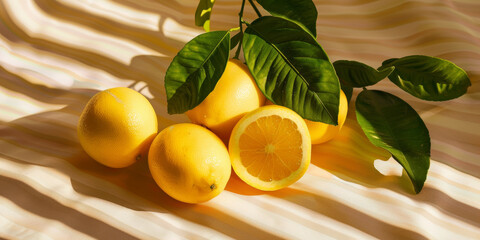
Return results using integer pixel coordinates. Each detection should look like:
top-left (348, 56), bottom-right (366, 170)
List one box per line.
top-left (136, 155), bottom-right (141, 161)
top-left (210, 184), bottom-right (217, 191)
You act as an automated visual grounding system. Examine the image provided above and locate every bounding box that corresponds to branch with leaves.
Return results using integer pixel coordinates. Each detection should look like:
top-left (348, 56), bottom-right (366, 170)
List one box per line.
top-left (165, 0), bottom-right (471, 193)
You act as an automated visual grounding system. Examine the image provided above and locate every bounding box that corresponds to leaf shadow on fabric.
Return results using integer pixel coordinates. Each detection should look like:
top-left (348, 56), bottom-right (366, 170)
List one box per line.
top-left (310, 107), bottom-right (415, 193)
top-left (308, 104), bottom-right (480, 229)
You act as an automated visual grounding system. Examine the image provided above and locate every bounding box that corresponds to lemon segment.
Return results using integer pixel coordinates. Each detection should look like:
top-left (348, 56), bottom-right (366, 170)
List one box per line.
top-left (229, 105), bottom-right (311, 191)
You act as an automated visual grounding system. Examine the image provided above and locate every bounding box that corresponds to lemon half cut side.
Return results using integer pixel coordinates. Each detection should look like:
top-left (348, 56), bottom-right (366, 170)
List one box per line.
top-left (229, 105), bottom-right (311, 191)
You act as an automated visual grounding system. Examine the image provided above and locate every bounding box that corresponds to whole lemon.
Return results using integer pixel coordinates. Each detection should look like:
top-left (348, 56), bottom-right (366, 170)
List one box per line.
top-left (148, 123), bottom-right (231, 203)
top-left (186, 59), bottom-right (265, 143)
top-left (77, 87), bottom-right (158, 168)
top-left (305, 90), bottom-right (348, 144)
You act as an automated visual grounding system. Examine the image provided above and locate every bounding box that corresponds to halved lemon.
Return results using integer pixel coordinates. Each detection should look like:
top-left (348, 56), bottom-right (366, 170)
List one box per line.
top-left (229, 105), bottom-right (311, 191)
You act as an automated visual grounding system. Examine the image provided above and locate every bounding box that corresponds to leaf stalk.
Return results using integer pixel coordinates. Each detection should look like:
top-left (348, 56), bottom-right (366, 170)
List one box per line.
top-left (234, 0), bottom-right (246, 59)
top-left (248, 0), bottom-right (262, 18)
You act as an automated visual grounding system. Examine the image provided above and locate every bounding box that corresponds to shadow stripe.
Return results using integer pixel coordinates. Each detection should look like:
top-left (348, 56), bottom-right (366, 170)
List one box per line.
top-left (269, 188), bottom-right (429, 240)
top-left (0, 175), bottom-right (139, 240)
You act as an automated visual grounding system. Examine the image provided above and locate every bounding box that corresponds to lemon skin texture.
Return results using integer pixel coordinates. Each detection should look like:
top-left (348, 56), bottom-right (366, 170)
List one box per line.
top-left (77, 87), bottom-right (158, 168)
top-left (305, 90), bottom-right (348, 144)
top-left (186, 59), bottom-right (265, 143)
top-left (148, 123), bottom-right (231, 204)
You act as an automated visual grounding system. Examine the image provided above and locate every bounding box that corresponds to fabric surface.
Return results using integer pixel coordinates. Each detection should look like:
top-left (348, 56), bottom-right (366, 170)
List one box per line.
top-left (1, 0), bottom-right (479, 239)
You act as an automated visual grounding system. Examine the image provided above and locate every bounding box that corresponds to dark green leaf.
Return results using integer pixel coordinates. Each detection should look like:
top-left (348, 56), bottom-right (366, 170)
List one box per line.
top-left (230, 31), bottom-right (243, 50)
top-left (334, 60), bottom-right (394, 87)
top-left (256, 0), bottom-right (317, 37)
top-left (379, 55), bottom-right (471, 101)
top-left (165, 31), bottom-right (230, 114)
top-left (195, 0), bottom-right (215, 32)
top-left (355, 90), bottom-right (430, 193)
top-left (341, 84), bottom-right (353, 105)
top-left (243, 16), bottom-right (340, 124)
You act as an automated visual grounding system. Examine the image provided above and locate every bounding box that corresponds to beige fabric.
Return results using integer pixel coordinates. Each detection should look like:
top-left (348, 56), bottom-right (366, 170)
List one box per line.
top-left (0, 0), bottom-right (479, 239)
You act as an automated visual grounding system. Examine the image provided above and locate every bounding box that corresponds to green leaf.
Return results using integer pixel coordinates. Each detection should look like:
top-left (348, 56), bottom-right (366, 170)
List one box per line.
top-left (256, 0), bottom-right (317, 37)
top-left (195, 0), bottom-right (215, 32)
top-left (341, 84), bottom-right (353, 105)
top-left (355, 90), bottom-right (430, 193)
top-left (243, 16), bottom-right (340, 125)
top-left (379, 55), bottom-right (471, 101)
top-left (230, 31), bottom-right (243, 50)
top-left (165, 31), bottom-right (230, 114)
top-left (334, 60), bottom-right (394, 88)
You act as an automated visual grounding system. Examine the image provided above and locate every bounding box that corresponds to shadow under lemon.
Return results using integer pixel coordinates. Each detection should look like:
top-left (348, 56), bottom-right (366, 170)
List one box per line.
top-left (225, 170), bottom-right (266, 196)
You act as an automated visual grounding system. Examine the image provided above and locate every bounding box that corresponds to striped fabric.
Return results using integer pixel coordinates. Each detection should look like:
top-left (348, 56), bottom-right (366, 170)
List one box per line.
top-left (0, 0), bottom-right (479, 239)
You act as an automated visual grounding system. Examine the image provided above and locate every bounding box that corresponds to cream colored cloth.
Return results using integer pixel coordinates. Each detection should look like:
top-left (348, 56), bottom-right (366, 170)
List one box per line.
top-left (1, 0), bottom-right (479, 239)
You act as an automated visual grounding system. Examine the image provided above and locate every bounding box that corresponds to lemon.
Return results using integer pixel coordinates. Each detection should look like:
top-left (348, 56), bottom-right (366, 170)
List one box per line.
top-left (305, 90), bottom-right (348, 144)
top-left (186, 59), bottom-right (265, 143)
top-left (77, 87), bottom-right (158, 168)
top-left (229, 105), bottom-right (311, 191)
top-left (148, 123), bottom-right (231, 203)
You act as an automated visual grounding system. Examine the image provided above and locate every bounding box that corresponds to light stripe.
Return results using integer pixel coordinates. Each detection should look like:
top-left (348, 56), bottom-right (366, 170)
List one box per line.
top-left (248, 195), bottom-right (376, 239)
top-left (0, 85), bottom-right (66, 122)
top-left (0, 41), bottom-right (136, 89)
top-left (57, 0), bottom-right (161, 31)
top-left (0, 212), bottom-right (55, 240)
